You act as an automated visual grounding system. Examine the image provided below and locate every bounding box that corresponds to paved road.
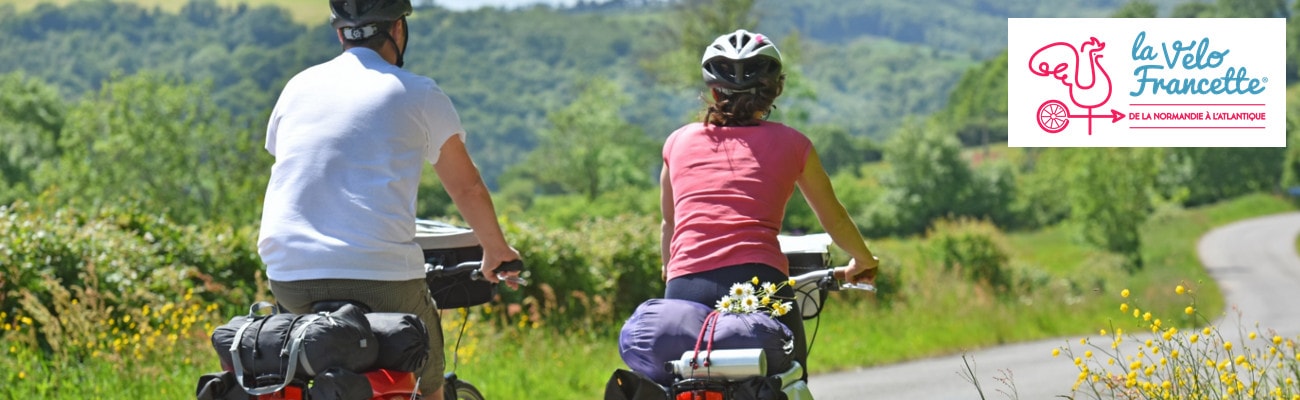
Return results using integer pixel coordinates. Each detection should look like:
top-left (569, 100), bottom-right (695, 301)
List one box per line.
top-left (808, 212), bottom-right (1300, 399)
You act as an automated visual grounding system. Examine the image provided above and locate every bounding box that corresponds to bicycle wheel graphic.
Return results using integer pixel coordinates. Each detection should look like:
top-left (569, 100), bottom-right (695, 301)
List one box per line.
top-left (1037, 100), bottom-right (1069, 133)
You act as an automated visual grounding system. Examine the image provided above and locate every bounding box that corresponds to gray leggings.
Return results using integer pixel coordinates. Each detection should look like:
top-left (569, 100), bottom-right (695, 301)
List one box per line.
top-left (269, 278), bottom-right (444, 394)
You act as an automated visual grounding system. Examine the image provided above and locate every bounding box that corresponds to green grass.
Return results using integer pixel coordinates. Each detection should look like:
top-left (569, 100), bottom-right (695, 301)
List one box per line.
top-left (1, 193), bottom-right (1294, 398)
top-left (4, 0), bottom-right (327, 25)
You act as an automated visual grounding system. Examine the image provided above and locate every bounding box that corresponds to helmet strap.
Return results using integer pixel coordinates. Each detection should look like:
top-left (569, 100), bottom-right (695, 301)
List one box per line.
top-left (377, 17), bottom-right (408, 68)
top-left (395, 17), bottom-right (409, 68)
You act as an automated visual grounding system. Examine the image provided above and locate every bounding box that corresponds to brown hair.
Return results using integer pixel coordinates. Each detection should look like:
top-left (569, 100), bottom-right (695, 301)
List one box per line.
top-left (703, 75), bottom-right (785, 126)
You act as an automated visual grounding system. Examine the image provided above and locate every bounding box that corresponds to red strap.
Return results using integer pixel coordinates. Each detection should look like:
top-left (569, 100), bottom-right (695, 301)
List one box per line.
top-left (691, 311), bottom-right (721, 370)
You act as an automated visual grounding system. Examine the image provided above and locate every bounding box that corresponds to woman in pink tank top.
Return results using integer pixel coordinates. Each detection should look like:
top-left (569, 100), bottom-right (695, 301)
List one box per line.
top-left (659, 29), bottom-right (881, 378)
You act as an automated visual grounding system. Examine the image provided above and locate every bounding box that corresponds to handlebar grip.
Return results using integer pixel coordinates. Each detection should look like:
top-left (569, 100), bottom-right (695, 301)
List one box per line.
top-left (841, 282), bottom-right (877, 292)
top-left (495, 259), bottom-right (525, 273)
top-left (468, 259), bottom-right (527, 285)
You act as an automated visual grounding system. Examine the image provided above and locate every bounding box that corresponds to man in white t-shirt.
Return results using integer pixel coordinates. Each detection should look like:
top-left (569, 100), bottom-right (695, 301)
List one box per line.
top-left (257, 1), bottom-right (522, 397)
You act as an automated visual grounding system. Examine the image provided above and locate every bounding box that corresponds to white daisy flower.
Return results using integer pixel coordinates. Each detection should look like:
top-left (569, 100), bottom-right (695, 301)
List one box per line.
top-left (715, 296), bottom-right (733, 312)
top-left (729, 283), bottom-right (755, 297)
top-left (741, 295), bottom-right (760, 313)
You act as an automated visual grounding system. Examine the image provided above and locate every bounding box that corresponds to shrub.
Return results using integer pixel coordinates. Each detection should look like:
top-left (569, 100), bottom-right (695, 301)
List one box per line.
top-left (501, 214), bottom-right (660, 331)
top-left (0, 201), bottom-right (261, 338)
top-left (927, 218), bottom-right (1012, 294)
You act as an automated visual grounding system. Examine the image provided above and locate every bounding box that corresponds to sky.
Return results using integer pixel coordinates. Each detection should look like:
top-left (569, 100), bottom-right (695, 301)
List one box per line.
top-left (437, 0), bottom-right (586, 11)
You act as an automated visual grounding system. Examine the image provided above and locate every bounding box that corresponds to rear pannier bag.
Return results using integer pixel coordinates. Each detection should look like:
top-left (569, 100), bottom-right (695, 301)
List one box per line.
top-left (210, 302), bottom-right (378, 395)
top-left (365, 312), bottom-right (429, 372)
top-left (618, 299), bottom-right (795, 386)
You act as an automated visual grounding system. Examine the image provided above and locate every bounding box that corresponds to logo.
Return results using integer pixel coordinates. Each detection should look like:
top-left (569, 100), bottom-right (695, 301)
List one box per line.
top-left (1008, 18), bottom-right (1285, 147)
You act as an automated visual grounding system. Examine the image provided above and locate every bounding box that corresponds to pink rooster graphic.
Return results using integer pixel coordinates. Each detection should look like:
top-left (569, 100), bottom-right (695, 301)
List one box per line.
top-left (1028, 37), bottom-right (1124, 135)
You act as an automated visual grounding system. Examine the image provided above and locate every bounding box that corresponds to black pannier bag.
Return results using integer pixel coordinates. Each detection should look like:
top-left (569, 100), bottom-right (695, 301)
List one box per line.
top-left (210, 302), bottom-right (379, 395)
top-left (416, 220), bottom-right (495, 309)
top-left (308, 368), bottom-right (373, 400)
top-left (195, 371), bottom-right (250, 400)
top-left (604, 369), bottom-right (669, 400)
top-left (365, 312), bottom-right (429, 372)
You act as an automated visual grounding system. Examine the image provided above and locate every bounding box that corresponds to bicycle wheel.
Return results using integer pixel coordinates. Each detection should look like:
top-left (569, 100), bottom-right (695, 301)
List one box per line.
top-left (445, 380), bottom-right (485, 400)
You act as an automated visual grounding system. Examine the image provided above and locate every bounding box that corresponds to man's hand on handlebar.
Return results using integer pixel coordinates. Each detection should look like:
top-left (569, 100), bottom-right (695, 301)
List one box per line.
top-left (481, 246), bottom-right (524, 289)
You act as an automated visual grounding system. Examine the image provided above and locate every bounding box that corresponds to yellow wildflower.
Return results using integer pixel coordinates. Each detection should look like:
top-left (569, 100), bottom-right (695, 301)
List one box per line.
top-left (1121, 289), bottom-right (1130, 298)
top-left (1224, 341), bottom-right (1232, 351)
top-left (1175, 285), bottom-right (1185, 295)
top-left (1185, 306), bottom-right (1195, 315)
top-left (1052, 348), bottom-right (1061, 357)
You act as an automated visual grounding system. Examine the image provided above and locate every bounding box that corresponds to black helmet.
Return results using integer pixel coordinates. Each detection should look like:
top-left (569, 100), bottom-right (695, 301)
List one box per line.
top-left (701, 29), bottom-right (783, 93)
top-left (330, 0), bottom-right (412, 29)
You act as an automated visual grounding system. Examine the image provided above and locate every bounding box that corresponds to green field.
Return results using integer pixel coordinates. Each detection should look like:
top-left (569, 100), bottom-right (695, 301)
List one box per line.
top-left (4, 0), bottom-right (327, 25)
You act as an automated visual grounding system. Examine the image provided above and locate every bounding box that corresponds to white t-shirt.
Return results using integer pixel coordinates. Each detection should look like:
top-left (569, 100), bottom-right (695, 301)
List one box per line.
top-left (258, 47), bottom-right (463, 282)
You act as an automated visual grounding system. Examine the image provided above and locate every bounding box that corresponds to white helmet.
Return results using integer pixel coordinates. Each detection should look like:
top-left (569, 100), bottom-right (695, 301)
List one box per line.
top-left (701, 29), bottom-right (783, 93)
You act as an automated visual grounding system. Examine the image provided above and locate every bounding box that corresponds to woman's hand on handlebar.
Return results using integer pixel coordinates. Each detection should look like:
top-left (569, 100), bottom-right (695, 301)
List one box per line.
top-left (481, 246), bottom-right (524, 289)
top-left (842, 256), bottom-right (879, 285)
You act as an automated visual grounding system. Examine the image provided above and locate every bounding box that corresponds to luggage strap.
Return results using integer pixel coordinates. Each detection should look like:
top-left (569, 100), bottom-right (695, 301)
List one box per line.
top-left (228, 302), bottom-right (313, 396)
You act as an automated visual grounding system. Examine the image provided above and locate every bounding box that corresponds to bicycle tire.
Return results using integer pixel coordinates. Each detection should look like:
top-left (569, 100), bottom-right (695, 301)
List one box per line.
top-left (445, 380), bottom-right (485, 400)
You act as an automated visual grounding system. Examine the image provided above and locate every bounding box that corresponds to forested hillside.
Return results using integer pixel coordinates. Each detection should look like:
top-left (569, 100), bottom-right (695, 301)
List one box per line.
top-left (0, 0), bottom-right (1188, 187)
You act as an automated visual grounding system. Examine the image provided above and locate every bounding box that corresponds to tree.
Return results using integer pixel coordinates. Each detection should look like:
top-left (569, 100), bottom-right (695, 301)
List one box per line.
top-left (41, 72), bottom-right (268, 224)
top-left (0, 72), bottom-right (65, 204)
top-left (1289, 0), bottom-right (1300, 84)
top-left (938, 50), bottom-right (1008, 148)
top-left (640, 0), bottom-right (759, 90)
top-left (1215, 0), bottom-right (1289, 18)
top-left (1283, 87), bottom-right (1300, 203)
top-left (1066, 148), bottom-right (1159, 272)
top-left (802, 125), bottom-right (880, 176)
top-left (1170, 2), bottom-right (1217, 17)
top-left (868, 120), bottom-right (977, 236)
top-left (505, 78), bottom-right (655, 201)
top-left (1111, 0), bottom-right (1158, 18)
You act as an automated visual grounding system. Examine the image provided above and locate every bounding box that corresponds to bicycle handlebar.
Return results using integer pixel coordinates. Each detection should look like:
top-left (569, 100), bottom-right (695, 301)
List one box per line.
top-left (789, 267), bottom-right (876, 293)
top-left (432, 260), bottom-right (528, 286)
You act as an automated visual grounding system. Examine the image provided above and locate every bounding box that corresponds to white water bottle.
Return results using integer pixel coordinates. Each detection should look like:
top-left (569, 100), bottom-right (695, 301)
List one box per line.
top-left (665, 348), bottom-right (767, 379)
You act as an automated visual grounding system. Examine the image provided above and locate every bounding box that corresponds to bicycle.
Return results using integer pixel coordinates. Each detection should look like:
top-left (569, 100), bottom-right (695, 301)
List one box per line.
top-left (608, 233), bottom-right (875, 400)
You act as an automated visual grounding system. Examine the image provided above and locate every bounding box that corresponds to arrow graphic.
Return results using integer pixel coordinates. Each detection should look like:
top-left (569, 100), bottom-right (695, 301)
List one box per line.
top-left (1067, 109), bottom-right (1125, 123)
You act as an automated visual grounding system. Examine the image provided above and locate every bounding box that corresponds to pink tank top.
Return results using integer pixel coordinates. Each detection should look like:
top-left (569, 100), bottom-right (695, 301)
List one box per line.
top-left (662, 121), bottom-right (812, 280)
